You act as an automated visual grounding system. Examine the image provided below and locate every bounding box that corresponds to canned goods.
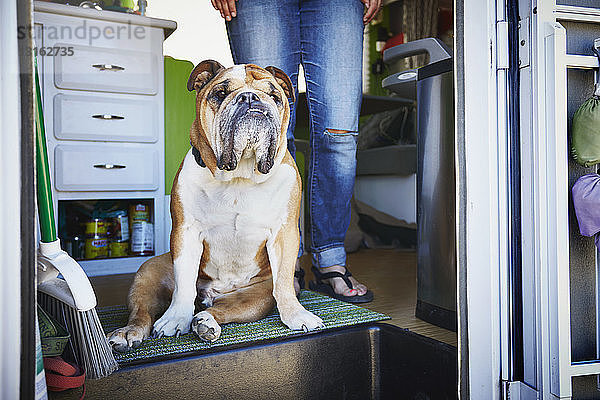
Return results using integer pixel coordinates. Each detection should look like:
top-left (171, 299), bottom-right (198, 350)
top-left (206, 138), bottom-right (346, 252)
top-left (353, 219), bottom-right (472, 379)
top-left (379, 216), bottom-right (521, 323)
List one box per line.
top-left (85, 237), bottom-right (108, 259)
top-left (84, 218), bottom-right (107, 236)
top-left (130, 221), bottom-right (154, 256)
top-left (129, 203), bottom-right (150, 224)
top-left (107, 210), bottom-right (129, 242)
top-left (84, 218), bottom-right (108, 259)
top-left (109, 241), bottom-right (129, 258)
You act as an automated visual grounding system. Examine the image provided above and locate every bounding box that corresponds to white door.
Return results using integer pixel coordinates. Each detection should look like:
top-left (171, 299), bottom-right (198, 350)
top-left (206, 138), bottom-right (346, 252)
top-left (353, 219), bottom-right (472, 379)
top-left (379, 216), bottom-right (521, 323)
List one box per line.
top-left (522, 1), bottom-right (600, 399)
top-left (461, 0), bottom-right (600, 399)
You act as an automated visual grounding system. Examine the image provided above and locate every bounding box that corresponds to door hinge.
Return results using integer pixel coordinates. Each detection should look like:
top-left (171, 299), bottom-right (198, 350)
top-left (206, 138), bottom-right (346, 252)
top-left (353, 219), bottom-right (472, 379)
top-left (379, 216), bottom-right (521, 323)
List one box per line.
top-left (518, 16), bottom-right (531, 68)
top-left (502, 380), bottom-right (538, 400)
top-left (497, 21), bottom-right (509, 70)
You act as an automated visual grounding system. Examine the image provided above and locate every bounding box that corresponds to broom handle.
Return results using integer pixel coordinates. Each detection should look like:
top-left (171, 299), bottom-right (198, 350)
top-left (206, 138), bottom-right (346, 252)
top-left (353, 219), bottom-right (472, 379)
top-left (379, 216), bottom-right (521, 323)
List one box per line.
top-left (34, 57), bottom-right (57, 243)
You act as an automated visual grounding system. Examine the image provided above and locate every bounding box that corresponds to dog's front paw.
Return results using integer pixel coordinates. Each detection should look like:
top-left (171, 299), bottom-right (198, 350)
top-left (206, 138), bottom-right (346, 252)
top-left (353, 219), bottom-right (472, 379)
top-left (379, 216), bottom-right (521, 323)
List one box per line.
top-left (280, 307), bottom-right (325, 332)
top-left (107, 325), bottom-right (148, 353)
top-left (191, 311), bottom-right (221, 342)
top-left (152, 305), bottom-right (194, 337)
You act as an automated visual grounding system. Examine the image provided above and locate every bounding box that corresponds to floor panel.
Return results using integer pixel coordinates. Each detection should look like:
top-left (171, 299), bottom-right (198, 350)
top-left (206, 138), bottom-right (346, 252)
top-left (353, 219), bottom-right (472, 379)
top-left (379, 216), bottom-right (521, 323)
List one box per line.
top-left (91, 248), bottom-right (457, 347)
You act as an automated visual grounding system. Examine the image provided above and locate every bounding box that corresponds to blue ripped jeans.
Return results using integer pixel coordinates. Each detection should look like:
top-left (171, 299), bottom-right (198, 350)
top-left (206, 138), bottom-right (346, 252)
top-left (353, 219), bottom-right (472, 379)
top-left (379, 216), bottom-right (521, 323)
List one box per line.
top-left (226, 0), bottom-right (363, 269)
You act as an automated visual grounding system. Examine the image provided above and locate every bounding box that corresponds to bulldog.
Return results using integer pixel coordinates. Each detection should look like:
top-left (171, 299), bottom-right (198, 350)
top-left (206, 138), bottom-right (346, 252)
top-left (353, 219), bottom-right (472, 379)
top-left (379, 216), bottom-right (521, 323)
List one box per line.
top-left (107, 60), bottom-right (324, 351)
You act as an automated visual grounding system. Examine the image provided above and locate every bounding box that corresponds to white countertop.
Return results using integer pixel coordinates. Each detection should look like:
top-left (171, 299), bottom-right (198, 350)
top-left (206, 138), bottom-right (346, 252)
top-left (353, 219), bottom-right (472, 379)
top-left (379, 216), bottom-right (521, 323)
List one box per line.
top-left (33, 1), bottom-right (177, 38)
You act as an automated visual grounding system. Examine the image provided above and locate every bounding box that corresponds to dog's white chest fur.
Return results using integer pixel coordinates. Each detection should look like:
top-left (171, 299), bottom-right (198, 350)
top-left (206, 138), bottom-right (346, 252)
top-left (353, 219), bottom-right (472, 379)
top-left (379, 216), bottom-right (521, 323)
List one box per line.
top-left (175, 151), bottom-right (296, 291)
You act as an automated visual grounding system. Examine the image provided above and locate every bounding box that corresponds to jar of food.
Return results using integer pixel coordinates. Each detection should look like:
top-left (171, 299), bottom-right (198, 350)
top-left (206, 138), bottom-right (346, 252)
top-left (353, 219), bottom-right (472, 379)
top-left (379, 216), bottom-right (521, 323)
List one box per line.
top-left (107, 210), bottom-right (129, 242)
top-left (84, 218), bottom-right (108, 259)
top-left (84, 235), bottom-right (108, 259)
top-left (84, 218), bottom-right (107, 236)
top-left (129, 203), bottom-right (153, 256)
top-left (129, 203), bottom-right (150, 225)
top-left (130, 221), bottom-right (154, 256)
top-left (109, 241), bottom-right (129, 258)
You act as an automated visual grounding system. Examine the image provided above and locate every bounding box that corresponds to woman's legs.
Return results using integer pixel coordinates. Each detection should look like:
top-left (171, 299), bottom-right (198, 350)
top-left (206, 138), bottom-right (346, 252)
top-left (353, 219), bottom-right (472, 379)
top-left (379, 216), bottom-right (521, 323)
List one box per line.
top-left (226, 1), bottom-right (306, 268)
top-left (225, 0), bottom-right (300, 155)
top-left (300, 0), bottom-right (369, 297)
top-left (227, 0), bottom-right (370, 298)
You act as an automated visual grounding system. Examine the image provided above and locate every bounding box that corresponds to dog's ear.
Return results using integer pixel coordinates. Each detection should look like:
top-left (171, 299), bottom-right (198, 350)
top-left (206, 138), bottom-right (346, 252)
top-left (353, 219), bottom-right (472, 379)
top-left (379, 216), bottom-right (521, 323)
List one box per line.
top-left (265, 66), bottom-right (295, 104)
top-left (187, 60), bottom-right (225, 93)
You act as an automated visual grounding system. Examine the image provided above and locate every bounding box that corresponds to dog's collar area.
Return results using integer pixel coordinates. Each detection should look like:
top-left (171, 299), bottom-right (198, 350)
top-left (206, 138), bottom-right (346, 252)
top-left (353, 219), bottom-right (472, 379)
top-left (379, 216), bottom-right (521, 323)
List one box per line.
top-left (191, 144), bottom-right (206, 168)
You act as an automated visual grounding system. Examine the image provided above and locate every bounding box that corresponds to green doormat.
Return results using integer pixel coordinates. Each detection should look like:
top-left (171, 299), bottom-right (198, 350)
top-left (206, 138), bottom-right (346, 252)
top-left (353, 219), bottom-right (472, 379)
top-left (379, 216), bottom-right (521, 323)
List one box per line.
top-left (98, 290), bottom-right (390, 365)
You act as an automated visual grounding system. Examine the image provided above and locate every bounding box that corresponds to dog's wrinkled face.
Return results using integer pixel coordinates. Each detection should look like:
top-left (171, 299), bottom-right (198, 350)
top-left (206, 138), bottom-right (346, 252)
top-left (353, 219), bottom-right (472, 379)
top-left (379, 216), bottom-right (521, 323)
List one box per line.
top-left (187, 60), bottom-right (294, 182)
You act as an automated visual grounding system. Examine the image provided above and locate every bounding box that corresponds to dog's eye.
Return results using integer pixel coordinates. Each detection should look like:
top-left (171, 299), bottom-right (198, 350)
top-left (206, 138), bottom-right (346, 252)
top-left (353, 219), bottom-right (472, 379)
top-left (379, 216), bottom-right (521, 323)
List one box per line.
top-left (215, 89), bottom-right (227, 100)
top-left (270, 93), bottom-right (281, 103)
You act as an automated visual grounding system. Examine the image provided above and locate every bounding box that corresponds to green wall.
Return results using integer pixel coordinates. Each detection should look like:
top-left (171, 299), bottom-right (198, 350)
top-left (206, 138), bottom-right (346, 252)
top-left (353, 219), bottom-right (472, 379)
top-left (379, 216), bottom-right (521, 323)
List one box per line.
top-left (164, 56), bottom-right (196, 195)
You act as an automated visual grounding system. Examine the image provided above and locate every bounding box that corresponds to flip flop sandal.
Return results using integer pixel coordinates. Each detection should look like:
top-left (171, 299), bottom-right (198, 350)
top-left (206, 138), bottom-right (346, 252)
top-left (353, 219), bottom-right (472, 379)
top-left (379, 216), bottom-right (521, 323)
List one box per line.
top-left (309, 266), bottom-right (374, 304)
top-left (294, 267), bottom-right (305, 290)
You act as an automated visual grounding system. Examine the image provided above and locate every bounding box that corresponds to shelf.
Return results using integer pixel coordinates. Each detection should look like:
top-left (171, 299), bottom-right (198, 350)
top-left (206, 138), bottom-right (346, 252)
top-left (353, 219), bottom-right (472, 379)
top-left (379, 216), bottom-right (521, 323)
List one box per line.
top-left (79, 255), bottom-right (153, 276)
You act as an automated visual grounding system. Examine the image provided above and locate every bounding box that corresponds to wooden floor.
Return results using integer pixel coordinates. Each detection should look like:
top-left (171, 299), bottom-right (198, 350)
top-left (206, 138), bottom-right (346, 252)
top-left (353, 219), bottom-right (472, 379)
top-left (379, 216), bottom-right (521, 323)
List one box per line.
top-left (91, 248), bottom-right (457, 347)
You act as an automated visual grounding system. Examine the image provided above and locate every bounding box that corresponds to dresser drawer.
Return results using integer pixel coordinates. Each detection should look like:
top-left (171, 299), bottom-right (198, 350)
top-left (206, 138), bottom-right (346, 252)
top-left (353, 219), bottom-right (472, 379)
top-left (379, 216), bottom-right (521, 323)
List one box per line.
top-left (53, 94), bottom-right (158, 143)
top-left (54, 44), bottom-right (158, 95)
top-left (55, 145), bottom-right (159, 191)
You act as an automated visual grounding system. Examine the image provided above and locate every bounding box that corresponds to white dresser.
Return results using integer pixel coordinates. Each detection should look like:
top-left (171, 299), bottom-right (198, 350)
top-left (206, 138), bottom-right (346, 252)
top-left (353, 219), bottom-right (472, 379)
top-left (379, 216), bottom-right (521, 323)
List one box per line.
top-left (34, 2), bottom-right (176, 276)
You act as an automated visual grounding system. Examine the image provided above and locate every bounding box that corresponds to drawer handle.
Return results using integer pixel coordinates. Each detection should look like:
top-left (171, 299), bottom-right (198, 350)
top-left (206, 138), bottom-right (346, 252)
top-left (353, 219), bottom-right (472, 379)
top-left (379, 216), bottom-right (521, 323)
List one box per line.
top-left (92, 64), bottom-right (125, 72)
top-left (92, 114), bottom-right (125, 120)
top-left (93, 164), bottom-right (126, 169)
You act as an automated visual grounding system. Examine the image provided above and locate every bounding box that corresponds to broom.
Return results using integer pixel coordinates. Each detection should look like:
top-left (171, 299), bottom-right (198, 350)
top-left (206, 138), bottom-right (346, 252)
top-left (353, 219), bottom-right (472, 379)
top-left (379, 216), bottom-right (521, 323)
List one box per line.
top-left (33, 56), bottom-right (118, 379)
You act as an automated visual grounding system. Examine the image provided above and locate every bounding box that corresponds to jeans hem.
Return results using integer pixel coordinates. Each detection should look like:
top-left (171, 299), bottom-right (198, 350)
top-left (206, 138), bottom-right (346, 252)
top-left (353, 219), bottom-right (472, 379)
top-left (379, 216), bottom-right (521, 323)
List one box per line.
top-left (311, 245), bottom-right (346, 269)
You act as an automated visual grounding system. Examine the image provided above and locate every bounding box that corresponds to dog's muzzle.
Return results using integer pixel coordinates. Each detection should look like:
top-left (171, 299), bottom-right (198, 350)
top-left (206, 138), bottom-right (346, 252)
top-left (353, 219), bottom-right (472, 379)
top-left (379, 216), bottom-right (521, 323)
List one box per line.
top-left (216, 91), bottom-right (280, 174)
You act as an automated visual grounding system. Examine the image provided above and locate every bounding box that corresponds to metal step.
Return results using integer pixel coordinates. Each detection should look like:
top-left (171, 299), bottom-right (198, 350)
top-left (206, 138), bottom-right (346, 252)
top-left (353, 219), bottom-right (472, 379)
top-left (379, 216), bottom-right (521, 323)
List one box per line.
top-left (49, 324), bottom-right (457, 400)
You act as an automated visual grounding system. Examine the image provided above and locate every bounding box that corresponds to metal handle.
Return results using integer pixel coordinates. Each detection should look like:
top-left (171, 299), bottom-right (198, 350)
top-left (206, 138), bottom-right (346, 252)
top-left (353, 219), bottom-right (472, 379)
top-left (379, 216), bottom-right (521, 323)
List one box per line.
top-left (383, 38), bottom-right (452, 65)
top-left (92, 114), bottom-right (124, 120)
top-left (593, 38), bottom-right (600, 96)
top-left (92, 63), bottom-right (125, 71)
top-left (93, 164), bottom-right (126, 169)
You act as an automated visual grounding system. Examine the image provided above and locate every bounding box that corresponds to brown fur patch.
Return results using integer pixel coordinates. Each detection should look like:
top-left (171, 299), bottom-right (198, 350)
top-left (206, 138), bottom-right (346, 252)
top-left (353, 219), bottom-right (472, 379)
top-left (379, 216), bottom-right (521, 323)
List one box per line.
top-left (190, 119), bottom-right (217, 173)
top-left (197, 240), bottom-right (212, 281)
top-left (206, 279), bottom-right (275, 324)
top-left (254, 239), bottom-right (272, 279)
top-left (169, 164), bottom-right (185, 258)
top-left (126, 253), bottom-right (176, 331)
top-left (245, 64), bottom-right (272, 82)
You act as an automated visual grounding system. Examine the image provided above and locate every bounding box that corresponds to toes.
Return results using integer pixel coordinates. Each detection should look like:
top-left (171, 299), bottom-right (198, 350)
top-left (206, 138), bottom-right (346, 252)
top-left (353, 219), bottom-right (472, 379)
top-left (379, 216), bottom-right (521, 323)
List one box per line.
top-left (191, 318), bottom-right (209, 335)
top-left (191, 312), bottom-right (221, 342)
top-left (108, 326), bottom-right (146, 353)
top-left (281, 308), bottom-right (324, 332)
top-left (199, 327), bottom-right (218, 342)
top-left (152, 312), bottom-right (193, 337)
top-left (113, 343), bottom-right (131, 353)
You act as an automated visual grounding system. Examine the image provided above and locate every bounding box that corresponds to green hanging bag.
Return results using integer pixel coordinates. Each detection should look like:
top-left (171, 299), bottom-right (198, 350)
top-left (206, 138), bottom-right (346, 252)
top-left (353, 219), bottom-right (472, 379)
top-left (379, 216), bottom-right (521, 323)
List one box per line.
top-left (571, 38), bottom-right (600, 167)
top-left (572, 96), bottom-right (600, 167)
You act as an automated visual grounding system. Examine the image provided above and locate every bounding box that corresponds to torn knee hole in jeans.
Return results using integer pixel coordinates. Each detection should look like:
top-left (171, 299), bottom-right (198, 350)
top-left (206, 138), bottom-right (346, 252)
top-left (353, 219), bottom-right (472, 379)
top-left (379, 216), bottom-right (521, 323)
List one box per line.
top-left (324, 128), bottom-right (358, 137)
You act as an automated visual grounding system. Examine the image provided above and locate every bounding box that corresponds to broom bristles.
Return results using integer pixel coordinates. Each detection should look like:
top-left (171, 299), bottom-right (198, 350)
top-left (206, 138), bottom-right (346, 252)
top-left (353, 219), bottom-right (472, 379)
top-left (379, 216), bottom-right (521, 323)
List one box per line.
top-left (39, 292), bottom-right (118, 379)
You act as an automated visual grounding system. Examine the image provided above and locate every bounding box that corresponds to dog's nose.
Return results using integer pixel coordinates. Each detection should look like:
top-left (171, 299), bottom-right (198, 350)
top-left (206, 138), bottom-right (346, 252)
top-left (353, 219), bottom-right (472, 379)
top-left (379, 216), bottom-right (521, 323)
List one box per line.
top-left (237, 91), bottom-right (260, 106)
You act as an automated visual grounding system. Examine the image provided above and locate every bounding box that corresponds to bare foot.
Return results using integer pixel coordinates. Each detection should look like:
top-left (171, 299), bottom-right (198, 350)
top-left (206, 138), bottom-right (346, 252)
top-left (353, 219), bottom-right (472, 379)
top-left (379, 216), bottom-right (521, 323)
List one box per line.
top-left (318, 265), bottom-right (368, 297)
